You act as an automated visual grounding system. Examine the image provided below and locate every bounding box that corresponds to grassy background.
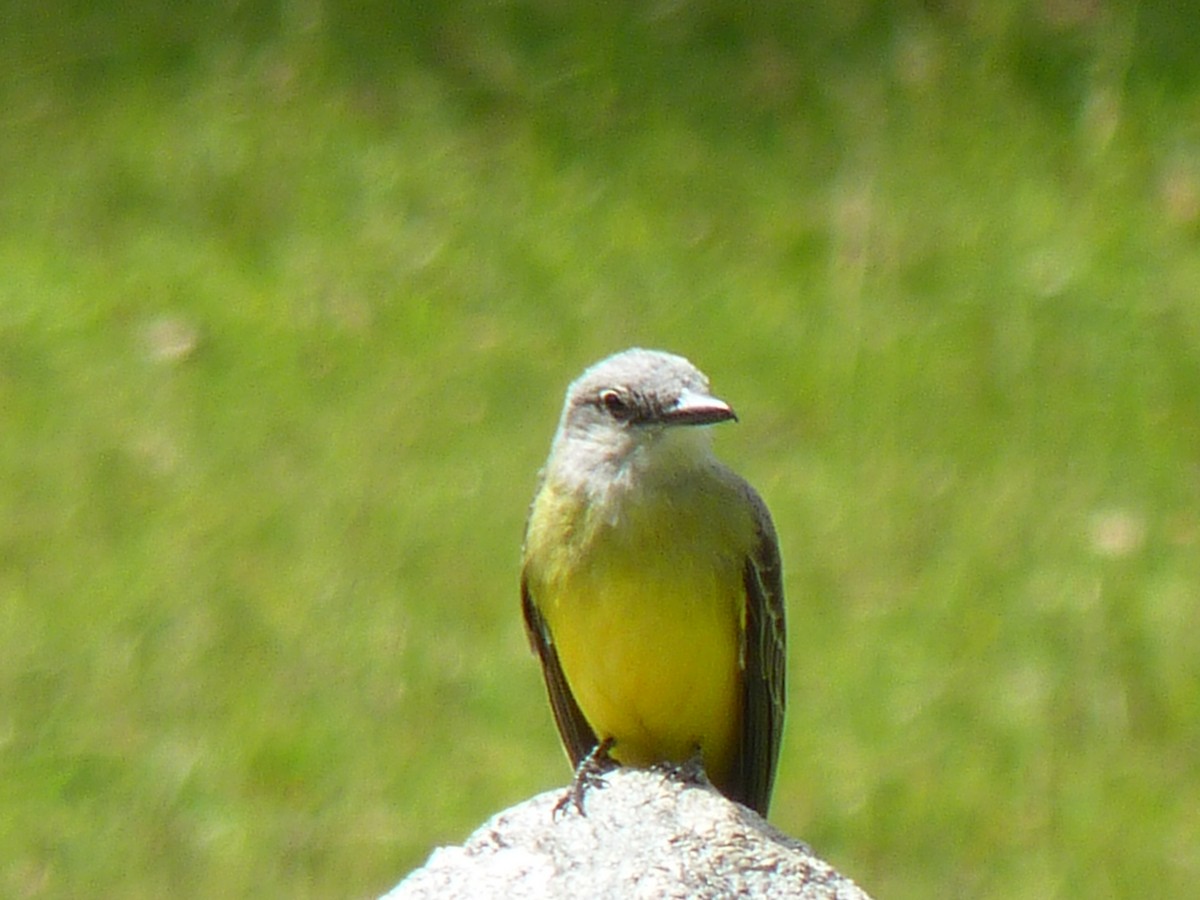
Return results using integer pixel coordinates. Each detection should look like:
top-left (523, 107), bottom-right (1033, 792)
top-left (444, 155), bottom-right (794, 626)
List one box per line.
top-left (2, 2), bottom-right (1199, 897)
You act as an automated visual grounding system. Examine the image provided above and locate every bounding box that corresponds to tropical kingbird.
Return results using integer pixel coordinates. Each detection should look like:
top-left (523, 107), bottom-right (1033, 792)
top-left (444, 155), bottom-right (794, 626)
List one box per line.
top-left (521, 348), bottom-right (786, 816)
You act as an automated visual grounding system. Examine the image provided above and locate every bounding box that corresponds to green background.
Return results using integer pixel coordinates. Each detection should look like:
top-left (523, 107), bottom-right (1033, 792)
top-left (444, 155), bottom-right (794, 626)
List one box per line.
top-left (2, 2), bottom-right (1198, 897)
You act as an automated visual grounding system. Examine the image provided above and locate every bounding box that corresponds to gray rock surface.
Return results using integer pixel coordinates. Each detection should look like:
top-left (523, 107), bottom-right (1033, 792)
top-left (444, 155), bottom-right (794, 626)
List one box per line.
top-left (383, 768), bottom-right (873, 899)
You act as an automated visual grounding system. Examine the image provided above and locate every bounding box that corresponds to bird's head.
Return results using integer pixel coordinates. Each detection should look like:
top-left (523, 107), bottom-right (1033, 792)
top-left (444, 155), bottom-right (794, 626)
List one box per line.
top-left (548, 348), bottom-right (737, 490)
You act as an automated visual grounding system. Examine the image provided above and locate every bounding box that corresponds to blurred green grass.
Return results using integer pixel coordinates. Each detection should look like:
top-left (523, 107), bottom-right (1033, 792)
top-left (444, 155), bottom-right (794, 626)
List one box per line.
top-left (1, 2), bottom-right (1198, 897)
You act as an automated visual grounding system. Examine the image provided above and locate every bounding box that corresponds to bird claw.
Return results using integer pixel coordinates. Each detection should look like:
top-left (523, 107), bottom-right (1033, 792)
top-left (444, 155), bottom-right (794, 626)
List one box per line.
top-left (553, 737), bottom-right (618, 818)
top-left (651, 747), bottom-right (710, 788)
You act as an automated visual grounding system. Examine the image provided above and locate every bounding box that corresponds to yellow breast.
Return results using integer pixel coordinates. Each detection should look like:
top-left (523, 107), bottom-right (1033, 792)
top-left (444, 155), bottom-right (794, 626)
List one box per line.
top-left (525, 473), bottom-right (753, 783)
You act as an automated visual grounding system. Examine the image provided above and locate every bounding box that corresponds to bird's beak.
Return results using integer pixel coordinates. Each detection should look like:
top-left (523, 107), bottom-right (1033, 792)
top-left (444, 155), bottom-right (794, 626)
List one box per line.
top-left (663, 388), bottom-right (738, 426)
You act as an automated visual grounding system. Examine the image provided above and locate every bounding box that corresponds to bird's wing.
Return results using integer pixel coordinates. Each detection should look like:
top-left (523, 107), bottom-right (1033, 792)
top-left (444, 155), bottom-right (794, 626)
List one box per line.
top-left (521, 574), bottom-right (599, 767)
top-left (732, 484), bottom-right (787, 816)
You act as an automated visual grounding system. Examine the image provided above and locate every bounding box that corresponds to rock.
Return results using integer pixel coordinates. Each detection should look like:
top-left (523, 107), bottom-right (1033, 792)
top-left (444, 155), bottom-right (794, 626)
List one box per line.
top-left (382, 768), bottom-right (873, 899)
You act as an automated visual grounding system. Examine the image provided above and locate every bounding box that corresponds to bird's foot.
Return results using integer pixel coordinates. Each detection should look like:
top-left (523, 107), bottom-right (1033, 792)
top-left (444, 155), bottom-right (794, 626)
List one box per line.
top-left (554, 737), bottom-right (618, 818)
top-left (652, 746), bottom-right (710, 788)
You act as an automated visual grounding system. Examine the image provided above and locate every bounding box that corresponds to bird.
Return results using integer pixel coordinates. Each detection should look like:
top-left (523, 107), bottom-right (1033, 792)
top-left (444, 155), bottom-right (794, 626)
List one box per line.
top-left (521, 348), bottom-right (786, 816)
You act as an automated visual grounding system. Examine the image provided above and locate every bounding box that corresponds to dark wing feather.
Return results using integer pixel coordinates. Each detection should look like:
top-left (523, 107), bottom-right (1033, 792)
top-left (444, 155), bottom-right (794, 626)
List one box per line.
top-left (730, 484), bottom-right (787, 816)
top-left (521, 574), bottom-right (598, 767)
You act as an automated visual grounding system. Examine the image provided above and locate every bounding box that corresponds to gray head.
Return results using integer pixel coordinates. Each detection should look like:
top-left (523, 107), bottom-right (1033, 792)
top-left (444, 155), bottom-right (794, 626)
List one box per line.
top-left (546, 348), bottom-right (736, 488)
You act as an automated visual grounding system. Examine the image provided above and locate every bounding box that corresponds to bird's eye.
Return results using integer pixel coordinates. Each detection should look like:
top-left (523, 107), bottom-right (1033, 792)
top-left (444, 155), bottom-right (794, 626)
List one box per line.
top-left (599, 389), bottom-right (632, 418)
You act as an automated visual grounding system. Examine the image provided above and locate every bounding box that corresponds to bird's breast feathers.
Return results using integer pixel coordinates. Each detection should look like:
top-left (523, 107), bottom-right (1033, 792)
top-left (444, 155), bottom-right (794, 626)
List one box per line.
top-left (523, 468), bottom-right (756, 776)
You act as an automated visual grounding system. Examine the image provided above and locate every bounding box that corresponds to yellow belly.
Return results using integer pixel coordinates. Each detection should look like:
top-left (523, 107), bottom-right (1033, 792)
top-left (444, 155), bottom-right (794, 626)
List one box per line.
top-left (525, 459), bottom-right (757, 786)
top-left (543, 540), bottom-right (744, 784)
